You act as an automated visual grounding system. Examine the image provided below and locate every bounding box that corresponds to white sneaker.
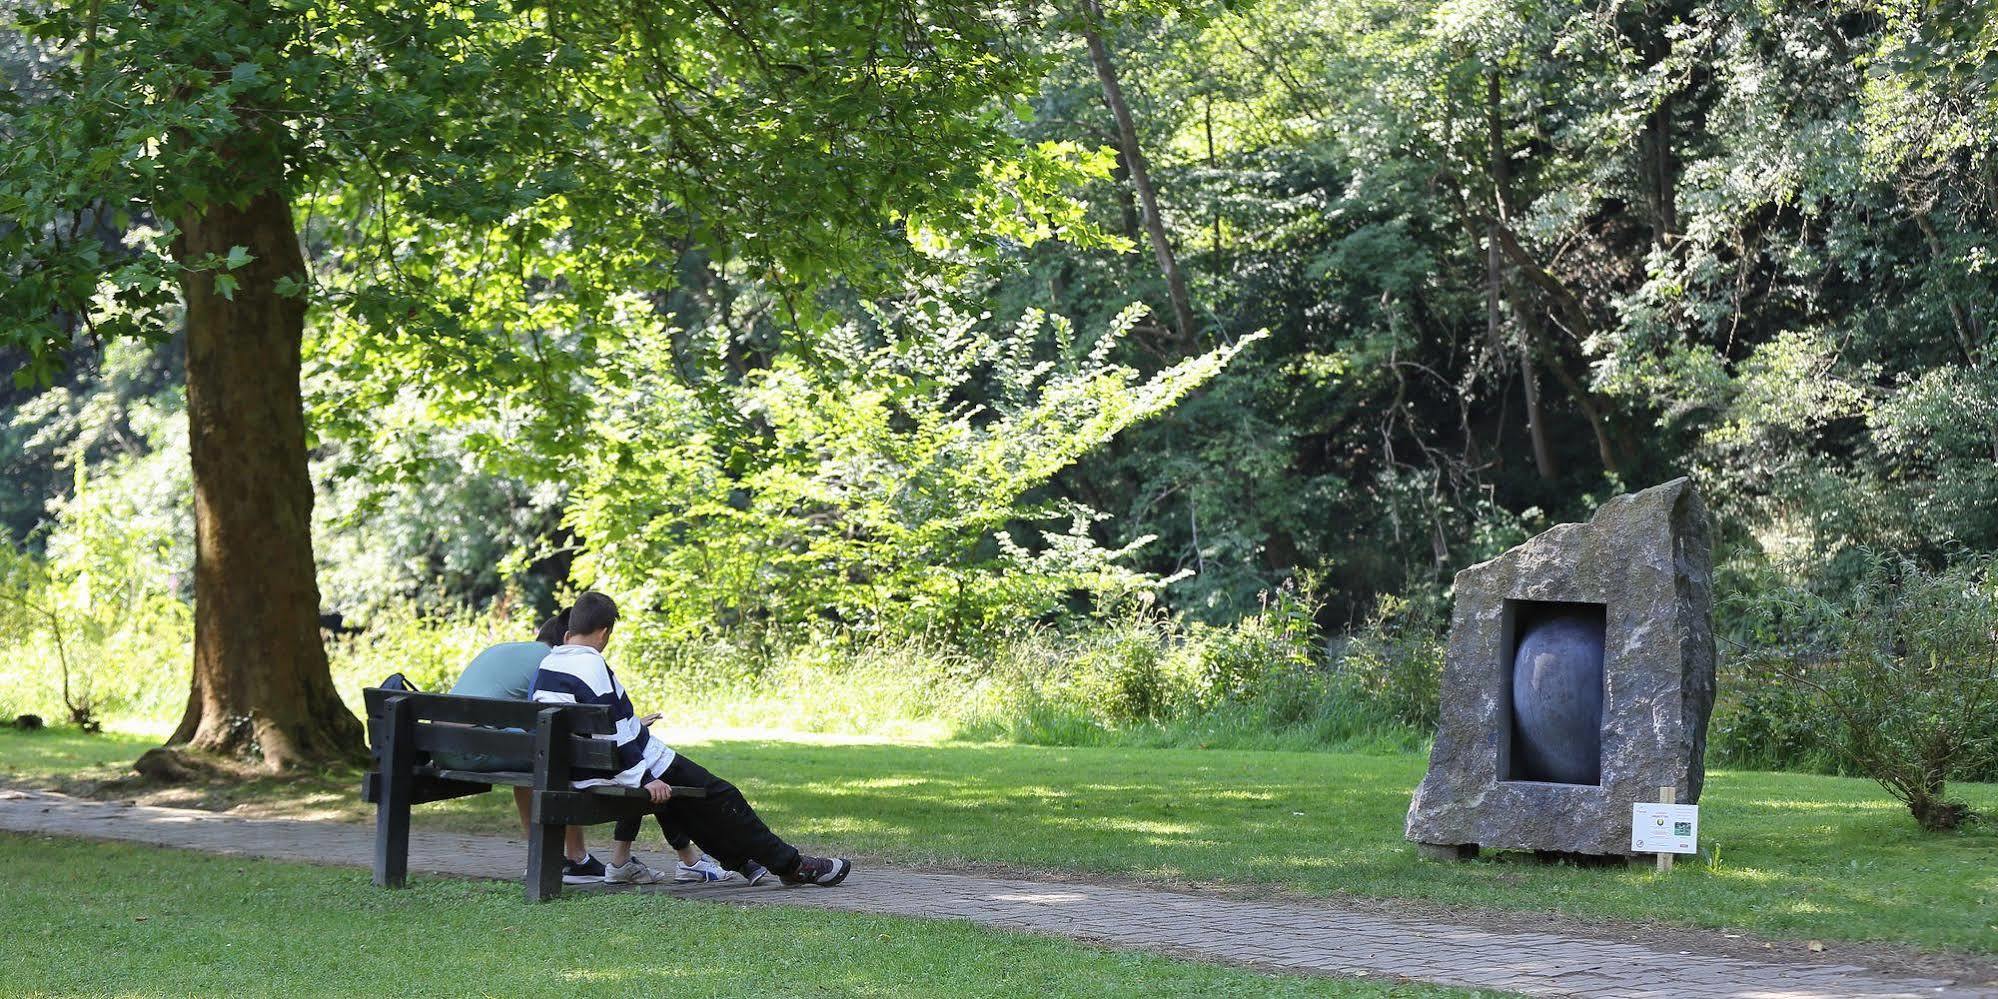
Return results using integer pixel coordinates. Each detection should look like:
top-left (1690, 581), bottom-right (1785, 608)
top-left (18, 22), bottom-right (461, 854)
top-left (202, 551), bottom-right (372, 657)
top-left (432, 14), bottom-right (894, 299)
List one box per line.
top-left (605, 858), bottom-right (669, 885)
top-left (675, 854), bottom-right (742, 883)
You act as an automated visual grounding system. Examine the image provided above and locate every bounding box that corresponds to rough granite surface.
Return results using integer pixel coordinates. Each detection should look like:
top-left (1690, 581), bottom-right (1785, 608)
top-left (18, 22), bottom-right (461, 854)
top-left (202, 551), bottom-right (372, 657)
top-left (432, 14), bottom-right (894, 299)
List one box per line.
top-left (1405, 477), bottom-right (1716, 856)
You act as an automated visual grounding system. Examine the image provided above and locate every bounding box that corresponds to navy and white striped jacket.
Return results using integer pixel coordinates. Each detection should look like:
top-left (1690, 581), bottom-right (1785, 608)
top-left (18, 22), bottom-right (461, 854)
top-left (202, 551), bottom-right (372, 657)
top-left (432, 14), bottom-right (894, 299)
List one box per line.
top-left (530, 644), bottom-right (676, 789)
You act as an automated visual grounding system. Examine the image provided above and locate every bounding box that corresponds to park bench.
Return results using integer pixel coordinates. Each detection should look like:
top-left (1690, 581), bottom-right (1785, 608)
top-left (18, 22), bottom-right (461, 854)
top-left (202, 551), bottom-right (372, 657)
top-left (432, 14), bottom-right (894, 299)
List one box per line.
top-left (360, 686), bottom-right (704, 901)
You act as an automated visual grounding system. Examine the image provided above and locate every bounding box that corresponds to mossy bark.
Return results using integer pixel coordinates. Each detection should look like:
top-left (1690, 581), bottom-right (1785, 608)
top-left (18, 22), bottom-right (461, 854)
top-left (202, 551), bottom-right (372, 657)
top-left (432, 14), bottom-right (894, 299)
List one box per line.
top-left (164, 186), bottom-right (362, 771)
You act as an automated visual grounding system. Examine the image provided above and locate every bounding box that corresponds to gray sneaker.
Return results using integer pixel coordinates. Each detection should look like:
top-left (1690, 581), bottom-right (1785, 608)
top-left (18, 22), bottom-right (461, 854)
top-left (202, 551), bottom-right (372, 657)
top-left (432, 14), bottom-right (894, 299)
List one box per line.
top-left (674, 854), bottom-right (740, 883)
top-left (605, 858), bottom-right (669, 885)
top-left (780, 855), bottom-right (851, 887)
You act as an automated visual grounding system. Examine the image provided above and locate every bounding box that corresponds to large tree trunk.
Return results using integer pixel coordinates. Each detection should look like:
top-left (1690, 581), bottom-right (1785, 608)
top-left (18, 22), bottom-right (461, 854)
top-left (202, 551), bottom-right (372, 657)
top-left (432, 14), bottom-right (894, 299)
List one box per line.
top-left (1080, 0), bottom-right (1199, 347)
top-left (167, 187), bottom-right (363, 771)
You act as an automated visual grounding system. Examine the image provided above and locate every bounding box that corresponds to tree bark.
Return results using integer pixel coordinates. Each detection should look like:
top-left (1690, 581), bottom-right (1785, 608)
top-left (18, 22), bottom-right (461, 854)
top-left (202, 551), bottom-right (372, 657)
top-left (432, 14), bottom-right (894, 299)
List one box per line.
top-left (1109, 150), bottom-right (1142, 241)
top-left (1914, 211), bottom-right (1985, 365)
top-left (1206, 94), bottom-right (1222, 255)
top-left (1516, 318), bottom-right (1559, 481)
top-left (1634, 10), bottom-right (1678, 245)
top-left (1486, 68), bottom-right (1556, 481)
top-left (1540, 345), bottom-right (1622, 477)
top-left (1647, 99), bottom-right (1676, 243)
top-left (168, 186), bottom-right (363, 771)
top-left (1080, 0), bottom-right (1199, 347)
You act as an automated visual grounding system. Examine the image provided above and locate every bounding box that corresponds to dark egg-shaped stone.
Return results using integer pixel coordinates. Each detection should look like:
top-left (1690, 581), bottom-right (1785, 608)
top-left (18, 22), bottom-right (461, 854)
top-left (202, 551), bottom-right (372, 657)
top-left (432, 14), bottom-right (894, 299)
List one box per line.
top-left (1510, 606), bottom-right (1605, 785)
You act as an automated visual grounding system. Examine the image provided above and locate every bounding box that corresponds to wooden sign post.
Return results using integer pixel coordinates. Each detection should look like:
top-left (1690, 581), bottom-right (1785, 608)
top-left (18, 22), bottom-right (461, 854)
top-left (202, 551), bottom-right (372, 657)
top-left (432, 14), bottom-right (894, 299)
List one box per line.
top-left (1630, 785), bottom-right (1699, 870)
top-left (1655, 785), bottom-right (1675, 873)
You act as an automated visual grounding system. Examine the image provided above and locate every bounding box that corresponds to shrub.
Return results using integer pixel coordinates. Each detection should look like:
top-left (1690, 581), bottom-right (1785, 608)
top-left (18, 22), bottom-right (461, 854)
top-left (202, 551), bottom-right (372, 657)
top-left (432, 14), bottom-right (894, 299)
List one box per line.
top-left (0, 497), bottom-right (193, 730)
top-left (1081, 620), bottom-right (1191, 724)
top-left (1707, 661), bottom-right (1849, 775)
top-left (1334, 593), bottom-right (1445, 732)
top-left (1751, 551), bottom-right (1998, 831)
top-left (1191, 582), bottom-right (1319, 708)
top-left (567, 304), bottom-right (1261, 645)
top-left (325, 602), bottom-right (521, 698)
top-left (1708, 548), bottom-right (1855, 774)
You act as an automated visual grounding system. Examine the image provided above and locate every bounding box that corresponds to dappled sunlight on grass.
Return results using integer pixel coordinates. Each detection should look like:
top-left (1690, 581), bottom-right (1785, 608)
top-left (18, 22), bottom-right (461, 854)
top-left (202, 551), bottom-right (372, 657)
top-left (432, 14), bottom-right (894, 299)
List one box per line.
top-left (5, 728), bottom-right (1997, 953)
top-left (660, 724), bottom-right (955, 747)
top-left (1, 835), bottom-right (1461, 999)
top-left (795, 814), bottom-right (919, 838)
top-left (0, 727), bottom-right (155, 780)
top-left (1705, 866), bottom-right (1785, 886)
top-left (1737, 796), bottom-right (1903, 815)
top-left (1054, 816), bottom-right (1205, 837)
top-left (833, 776), bottom-right (939, 790)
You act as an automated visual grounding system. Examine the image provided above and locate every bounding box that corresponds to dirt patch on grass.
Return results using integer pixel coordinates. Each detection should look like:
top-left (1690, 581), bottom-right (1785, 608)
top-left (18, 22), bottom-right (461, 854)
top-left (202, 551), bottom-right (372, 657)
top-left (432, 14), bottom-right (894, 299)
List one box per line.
top-left (1, 762), bottom-right (372, 824)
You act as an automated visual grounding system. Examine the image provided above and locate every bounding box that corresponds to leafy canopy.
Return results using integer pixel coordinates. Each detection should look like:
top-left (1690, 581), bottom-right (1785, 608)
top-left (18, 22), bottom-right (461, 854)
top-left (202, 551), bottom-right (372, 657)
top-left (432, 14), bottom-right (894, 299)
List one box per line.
top-left (2, 0), bottom-right (1119, 396)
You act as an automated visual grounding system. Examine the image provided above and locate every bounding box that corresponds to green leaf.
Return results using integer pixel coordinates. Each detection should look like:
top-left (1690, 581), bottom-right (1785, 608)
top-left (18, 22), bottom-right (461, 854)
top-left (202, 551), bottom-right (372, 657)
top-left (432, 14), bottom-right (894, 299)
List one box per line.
top-left (273, 275), bottom-right (304, 298)
top-left (224, 245), bottom-right (255, 270)
top-left (214, 273), bottom-right (240, 301)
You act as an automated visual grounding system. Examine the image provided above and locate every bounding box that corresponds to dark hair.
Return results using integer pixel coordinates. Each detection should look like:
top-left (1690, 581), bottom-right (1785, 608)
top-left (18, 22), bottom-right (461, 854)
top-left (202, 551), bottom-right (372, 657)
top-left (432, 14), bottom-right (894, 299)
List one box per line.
top-left (568, 591), bottom-right (619, 637)
top-left (534, 608), bottom-right (571, 646)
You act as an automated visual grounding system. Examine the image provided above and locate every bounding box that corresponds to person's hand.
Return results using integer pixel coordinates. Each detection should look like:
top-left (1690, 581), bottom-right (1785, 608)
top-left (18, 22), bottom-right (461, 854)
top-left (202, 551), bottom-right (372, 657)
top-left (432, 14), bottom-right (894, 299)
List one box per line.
top-left (639, 712), bottom-right (663, 726)
top-left (644, 779), bottom-right (672, 804)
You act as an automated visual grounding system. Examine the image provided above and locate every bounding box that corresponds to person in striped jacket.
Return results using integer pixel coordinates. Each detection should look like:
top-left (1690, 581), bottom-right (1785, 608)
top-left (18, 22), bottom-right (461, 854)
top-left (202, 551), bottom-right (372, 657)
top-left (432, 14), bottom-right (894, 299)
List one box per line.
top-left (531, 591), bottom-right (852, 887)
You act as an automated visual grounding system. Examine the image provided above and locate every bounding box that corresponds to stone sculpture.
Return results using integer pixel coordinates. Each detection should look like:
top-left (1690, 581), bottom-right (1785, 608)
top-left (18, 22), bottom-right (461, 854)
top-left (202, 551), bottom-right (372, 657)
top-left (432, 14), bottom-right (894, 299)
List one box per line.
top-left (1404, 477), bottom-right (1715, 858)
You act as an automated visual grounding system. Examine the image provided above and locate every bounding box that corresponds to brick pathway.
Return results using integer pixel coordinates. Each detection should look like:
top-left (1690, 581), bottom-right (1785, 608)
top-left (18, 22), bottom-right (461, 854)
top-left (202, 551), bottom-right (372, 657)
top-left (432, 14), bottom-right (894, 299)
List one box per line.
top-left (1, 788), bottom-right (1985, 998)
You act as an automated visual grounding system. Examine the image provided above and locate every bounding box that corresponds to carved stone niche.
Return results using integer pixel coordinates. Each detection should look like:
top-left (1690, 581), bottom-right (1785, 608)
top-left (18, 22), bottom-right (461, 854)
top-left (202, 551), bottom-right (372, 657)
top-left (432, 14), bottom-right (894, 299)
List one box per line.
top-left (1405, 478), bottom-right (1715, 859)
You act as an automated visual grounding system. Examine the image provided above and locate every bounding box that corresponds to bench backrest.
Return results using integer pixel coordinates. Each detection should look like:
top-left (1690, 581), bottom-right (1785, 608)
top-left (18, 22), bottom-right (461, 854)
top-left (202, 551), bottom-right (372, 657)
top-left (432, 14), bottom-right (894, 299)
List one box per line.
top-left (362, 688), bottom-right (622, 773)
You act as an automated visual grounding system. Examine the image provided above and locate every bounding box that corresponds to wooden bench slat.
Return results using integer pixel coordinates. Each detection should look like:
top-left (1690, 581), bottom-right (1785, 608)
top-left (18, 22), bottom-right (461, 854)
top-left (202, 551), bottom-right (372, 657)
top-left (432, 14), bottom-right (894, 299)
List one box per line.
top-left (408, 723), bottom-right (531, 760)
top-left (532, 788), bottom-right (710, 825)
top-left (411, 766), bottom-right (707, 800)
top-left (362, 770), bottom-right (493, 807)
top-left (404, 724), bottom-right (619, 771)
top-left (419, 766), bottom-right (535, 787)
top-left (362, 688), bottom-right (615, 735)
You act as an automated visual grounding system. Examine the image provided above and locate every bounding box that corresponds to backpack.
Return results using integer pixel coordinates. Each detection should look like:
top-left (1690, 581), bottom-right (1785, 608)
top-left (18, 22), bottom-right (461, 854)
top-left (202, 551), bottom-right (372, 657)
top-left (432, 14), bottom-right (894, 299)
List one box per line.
top-left (374, 673), bottom-right (430, 765)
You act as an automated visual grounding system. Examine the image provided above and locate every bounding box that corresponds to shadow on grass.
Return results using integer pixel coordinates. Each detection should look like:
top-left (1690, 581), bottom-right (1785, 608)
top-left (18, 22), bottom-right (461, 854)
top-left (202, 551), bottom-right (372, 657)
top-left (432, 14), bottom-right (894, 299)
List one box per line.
top-left (684, 739), bottom-right (1998, 954)
top-left (0, 835), bottom-right (1465, 999)
top-left (0, 726), bottom-right (156, 779)
top-left (3, 727), bottom-right (1995, 954)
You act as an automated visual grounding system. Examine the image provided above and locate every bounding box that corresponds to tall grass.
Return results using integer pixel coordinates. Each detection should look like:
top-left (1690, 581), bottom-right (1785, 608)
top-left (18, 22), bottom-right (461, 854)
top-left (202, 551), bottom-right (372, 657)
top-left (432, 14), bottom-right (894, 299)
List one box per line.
top-left (16, 567), bottom-right (1986, 781)
top-left (322, 586), bottom-right (1443, 754)
top-left (1, 585), bottom-right (1446, 755)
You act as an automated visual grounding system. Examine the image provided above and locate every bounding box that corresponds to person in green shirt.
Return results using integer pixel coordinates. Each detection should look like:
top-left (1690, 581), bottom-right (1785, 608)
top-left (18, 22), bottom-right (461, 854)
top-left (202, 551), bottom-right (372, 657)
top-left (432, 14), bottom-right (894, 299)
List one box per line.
top-left (430, 610), bottom-right (611, 881)
top-left (436, 609), bottom-right (749, 885)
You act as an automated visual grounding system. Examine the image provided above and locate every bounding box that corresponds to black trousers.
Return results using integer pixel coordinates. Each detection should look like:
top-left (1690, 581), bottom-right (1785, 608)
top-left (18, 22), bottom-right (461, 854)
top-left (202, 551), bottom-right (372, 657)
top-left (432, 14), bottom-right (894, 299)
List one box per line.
top-left (612, 812), bottom-right (692, 852)
top-left (615, 754), bottom-right (801, 876)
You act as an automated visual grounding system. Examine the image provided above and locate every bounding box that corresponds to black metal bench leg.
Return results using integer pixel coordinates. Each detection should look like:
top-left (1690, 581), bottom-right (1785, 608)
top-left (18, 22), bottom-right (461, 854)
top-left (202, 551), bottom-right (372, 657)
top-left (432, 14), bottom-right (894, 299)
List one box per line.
top-left (372, 696), bottom-right (414, 888)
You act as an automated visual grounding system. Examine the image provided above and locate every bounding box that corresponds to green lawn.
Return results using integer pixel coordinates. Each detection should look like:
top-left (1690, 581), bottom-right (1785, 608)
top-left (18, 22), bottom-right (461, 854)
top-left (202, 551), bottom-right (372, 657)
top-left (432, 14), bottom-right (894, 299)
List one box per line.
top-left (7, 726), bottom-right (1997, 955)
top-left (0, 834), bottom-right (1488, 998)
top-left (0, 725), bottom-right (152, 777)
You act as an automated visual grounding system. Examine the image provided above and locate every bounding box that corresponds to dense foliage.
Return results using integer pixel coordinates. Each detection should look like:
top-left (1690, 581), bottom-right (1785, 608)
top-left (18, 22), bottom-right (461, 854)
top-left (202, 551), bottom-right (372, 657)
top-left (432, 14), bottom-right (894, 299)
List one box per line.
top-left (571, 304), bottom-right (1258, 644)
top-left (4, 1), bottom-right (1998, 800)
